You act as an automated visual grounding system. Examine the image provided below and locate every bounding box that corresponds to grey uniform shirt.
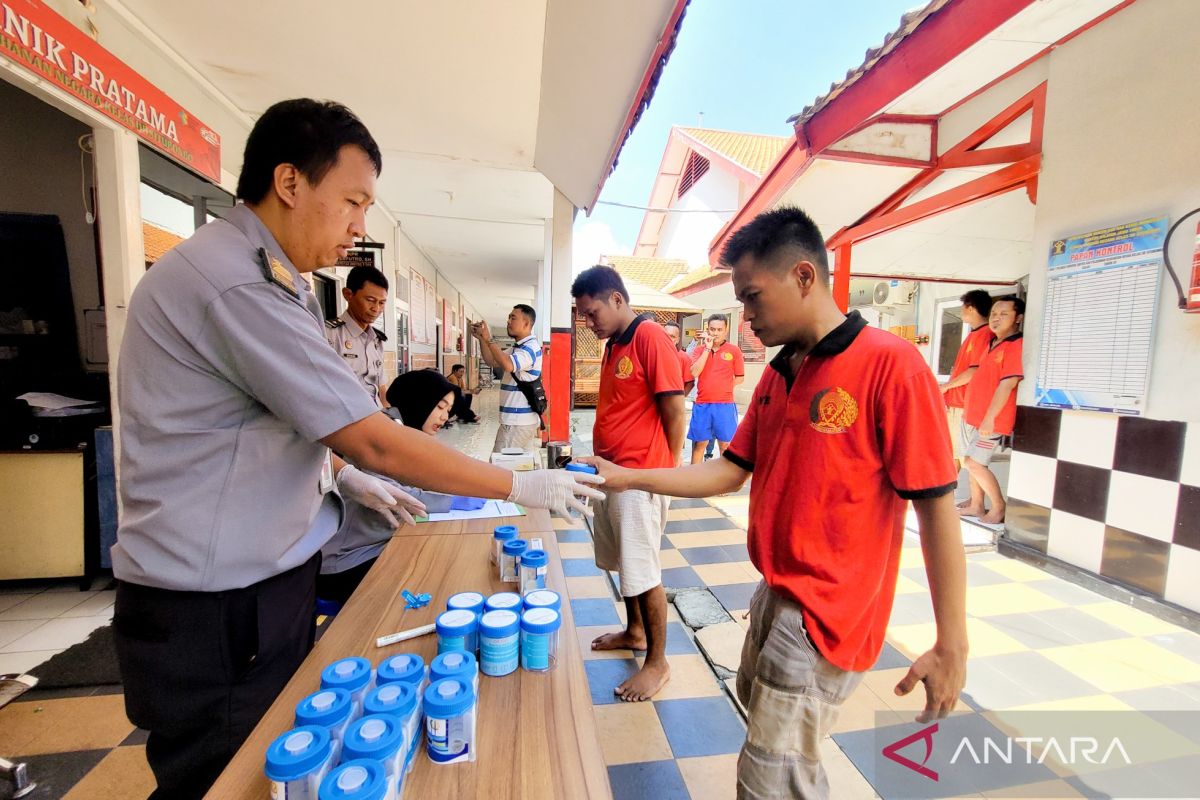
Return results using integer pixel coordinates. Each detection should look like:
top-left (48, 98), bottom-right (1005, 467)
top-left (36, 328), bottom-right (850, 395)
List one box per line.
top-left (325, 310), bottom-right (385, 406)
top-left (112, 204), bottom-right (379, 592)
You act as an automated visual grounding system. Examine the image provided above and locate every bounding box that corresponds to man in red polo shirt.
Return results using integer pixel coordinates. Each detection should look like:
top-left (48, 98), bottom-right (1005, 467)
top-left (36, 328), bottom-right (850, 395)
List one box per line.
top-left (959, 295), bottom-right (1024, 524)
top-left (663, 320), bottom-right (695, 395)
top-left (582, 208), bottom-right (966, 798)
top-left (688, 314), bottom-right (745, 463)
top-left (572, 265), bottom-right (686, 701)
top-left (939, 290), bottom-right (995, 475)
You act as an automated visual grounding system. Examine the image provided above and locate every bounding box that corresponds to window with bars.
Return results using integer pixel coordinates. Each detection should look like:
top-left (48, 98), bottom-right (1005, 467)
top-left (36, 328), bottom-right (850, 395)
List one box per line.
top-left (677, 151), bottom-right (710, 199)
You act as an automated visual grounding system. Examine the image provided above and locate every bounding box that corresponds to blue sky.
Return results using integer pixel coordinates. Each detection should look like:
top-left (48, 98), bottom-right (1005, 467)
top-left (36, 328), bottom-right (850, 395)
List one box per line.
top-left (573, 0), bottom-right (921, 265)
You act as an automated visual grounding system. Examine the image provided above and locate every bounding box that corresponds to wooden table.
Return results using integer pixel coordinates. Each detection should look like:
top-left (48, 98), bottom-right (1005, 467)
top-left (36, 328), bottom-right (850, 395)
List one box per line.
top-left (393, 507), bottom-right (553, 537)
top-left (206, 509), bottom-right (611, 799)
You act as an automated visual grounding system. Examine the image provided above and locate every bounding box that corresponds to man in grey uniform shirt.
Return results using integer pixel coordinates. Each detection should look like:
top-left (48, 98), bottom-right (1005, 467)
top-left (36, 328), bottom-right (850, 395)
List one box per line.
top-left (325, 264), bottom-right (389, 406)
top-left (112, 99), bottom-right (602, 799)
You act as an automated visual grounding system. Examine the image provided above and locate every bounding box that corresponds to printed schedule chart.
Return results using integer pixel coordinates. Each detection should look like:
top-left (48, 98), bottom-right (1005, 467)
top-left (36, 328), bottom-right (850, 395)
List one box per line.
top-left (1035, 217), bottom-right (1167, 415)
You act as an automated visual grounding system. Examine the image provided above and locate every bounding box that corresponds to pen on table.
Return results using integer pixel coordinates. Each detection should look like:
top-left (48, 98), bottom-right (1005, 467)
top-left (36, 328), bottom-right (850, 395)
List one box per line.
top-left (375, 623), bottom-right (436, 648)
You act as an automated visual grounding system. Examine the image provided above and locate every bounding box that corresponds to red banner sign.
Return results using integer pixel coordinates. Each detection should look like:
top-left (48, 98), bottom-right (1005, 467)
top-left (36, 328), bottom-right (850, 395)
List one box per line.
top-left (1, 0), bottom-right (222, 183)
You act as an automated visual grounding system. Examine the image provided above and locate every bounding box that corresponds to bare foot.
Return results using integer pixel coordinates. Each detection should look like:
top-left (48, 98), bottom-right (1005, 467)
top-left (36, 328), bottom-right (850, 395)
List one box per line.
top-left (955, 498), bottom-right (972, 509)
top-left (957, 505), bottom-right (986, 518)
top-left (979, 509), bottom-right (1005, 524)
top-left (615, 660), bottom-right (671, 702)
top-left (592, 630), bottom-right (647, 651)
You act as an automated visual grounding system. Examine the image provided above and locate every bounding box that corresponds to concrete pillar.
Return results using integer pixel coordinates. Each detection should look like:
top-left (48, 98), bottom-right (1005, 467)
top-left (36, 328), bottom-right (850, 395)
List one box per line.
top-left (547, 189), bottom-right (576, 442)
top-left (92, 125), bottom-right (144, 489)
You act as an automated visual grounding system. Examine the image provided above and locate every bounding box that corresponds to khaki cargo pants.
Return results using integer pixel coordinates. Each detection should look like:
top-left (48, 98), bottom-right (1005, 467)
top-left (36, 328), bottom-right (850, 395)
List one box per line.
top-left (736, 581), bottom-right (865, 799)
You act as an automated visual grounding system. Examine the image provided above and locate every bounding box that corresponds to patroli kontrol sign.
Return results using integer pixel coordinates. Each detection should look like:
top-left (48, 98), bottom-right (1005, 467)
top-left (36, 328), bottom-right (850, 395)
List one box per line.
top-left (1, 0), bottom-right (222, 182)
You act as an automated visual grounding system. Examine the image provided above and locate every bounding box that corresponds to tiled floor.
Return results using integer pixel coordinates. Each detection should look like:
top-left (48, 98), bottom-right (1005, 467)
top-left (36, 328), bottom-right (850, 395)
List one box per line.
top-left (4, 391), bottom-right (1199, 798)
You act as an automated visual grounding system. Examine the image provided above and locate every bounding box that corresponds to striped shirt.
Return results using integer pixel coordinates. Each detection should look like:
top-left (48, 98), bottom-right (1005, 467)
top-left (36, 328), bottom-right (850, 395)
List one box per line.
top-left (499, 334), bottom-right (543, 426)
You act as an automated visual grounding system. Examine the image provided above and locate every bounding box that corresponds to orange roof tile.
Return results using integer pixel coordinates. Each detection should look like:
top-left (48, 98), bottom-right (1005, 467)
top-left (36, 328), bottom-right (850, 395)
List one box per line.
top-left (143, 222), bottom-right (185, 264)
top-left (663, 264), bottom-right (728, 295)
top-left (675, 128), bottom-right (791, 177)
top-left (600, 255), bottom-right (690, 292)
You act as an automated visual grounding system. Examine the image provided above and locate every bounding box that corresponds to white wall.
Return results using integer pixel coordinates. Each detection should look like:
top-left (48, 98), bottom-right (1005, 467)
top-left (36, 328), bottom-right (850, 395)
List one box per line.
top-left (1021, 0), bottom-right (1200, 423)
top-left (658, 167), bottom-right (740, 265)
top-left (0, 80), bottom-right (99, 369)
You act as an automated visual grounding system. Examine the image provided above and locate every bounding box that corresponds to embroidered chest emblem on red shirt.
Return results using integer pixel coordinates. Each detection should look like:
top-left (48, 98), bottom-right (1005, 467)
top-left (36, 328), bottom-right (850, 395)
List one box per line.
top-left (721, 351), bottom-right (734, 361)
top-left (809, 387), bottom-right (859, 434)
top-left (615, 355), bottom-right (634, 380)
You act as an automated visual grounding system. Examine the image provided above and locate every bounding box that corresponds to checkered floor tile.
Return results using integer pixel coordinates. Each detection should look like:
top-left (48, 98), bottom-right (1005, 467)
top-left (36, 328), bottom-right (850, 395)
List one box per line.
top-left (5, 405), bottom-right (1200, 798)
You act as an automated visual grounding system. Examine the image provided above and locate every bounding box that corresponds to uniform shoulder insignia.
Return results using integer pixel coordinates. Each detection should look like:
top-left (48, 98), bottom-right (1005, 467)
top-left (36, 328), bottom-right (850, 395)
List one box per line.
top-left (257, 248), bottom-right (299, 299)
top-left (326, 318), bottom-right (345, 329)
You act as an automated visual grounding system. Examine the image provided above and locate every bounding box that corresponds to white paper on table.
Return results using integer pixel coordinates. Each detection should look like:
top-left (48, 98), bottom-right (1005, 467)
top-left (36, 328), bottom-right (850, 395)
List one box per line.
top-left (16, 392), bottom-right (99, 410)
top-left (418, 500), bottom-right (526, 522)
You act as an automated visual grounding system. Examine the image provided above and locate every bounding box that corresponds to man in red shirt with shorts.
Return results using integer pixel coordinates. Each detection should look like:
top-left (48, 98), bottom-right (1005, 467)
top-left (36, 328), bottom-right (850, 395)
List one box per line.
top-left (939, 290), bottom-right (995, 473)
top-left (572, 266), bottom-right (686, 701)
top-left (959, 296), bottom-right (1024, 524)
top-left (582, 208), bottom-right (967, 798)
top-left (688, 314), bottom-right (745, 463)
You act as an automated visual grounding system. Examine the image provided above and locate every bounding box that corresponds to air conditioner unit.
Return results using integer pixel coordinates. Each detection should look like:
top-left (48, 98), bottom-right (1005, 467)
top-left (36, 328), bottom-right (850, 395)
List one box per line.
top-left (872, 280), bottom-right (916, 306)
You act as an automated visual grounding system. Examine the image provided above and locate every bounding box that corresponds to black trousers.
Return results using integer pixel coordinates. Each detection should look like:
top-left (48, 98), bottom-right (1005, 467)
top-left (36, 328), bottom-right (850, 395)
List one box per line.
top-left (112, 554), bottom-right (320, 800)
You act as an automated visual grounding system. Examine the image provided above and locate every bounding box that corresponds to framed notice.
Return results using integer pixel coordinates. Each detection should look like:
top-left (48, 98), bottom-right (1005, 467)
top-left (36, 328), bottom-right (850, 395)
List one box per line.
top-left (1035, 216), bottom-right (1167, 415)
top-left (424, 281), bottom-right (437, 344)
top-left (410, 273), bottom-right (427, 344)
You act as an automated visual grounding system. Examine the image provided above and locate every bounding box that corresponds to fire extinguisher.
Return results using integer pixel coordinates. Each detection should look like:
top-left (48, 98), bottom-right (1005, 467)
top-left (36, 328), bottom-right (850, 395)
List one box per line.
top-left (1163, 207), bottom-right (1200, 312)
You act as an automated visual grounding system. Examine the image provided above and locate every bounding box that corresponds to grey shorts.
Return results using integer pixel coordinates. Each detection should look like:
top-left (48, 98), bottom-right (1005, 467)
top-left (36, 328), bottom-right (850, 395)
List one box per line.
top-left (736, 581), bottom-right (864, 800)
top-left (962, 423), bottom-right (1003, 466)
top-left (591, 489), bottom-right (668, 598)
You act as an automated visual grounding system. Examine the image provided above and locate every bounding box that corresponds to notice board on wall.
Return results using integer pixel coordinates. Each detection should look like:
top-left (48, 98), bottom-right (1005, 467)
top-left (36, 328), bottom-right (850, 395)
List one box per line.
top-left (410, 273), bottom-right (427, 344)
top-left (1035, 216), bottom-right (1167, 415)
top-left (424, 281), bottom-right (438, 344)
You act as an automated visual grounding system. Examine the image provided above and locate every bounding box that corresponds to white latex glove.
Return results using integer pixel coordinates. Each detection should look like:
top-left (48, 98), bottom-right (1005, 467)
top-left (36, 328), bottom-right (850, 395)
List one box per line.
top-left (336, 465), bottom-right (427, 528)
top-left (507, 469), bottom-right (605, 518)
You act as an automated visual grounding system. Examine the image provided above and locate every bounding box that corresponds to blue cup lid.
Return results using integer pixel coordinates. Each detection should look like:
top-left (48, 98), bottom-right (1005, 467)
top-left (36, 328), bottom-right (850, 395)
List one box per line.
top-left (342, 713), bottom-right (404, 761)
top-left (493, 524), bottom-right (518, 540)
top-left (318, 759), bottom-right (389, 800)
top-left (295, 687), bottom-right (352, 728)
top-left (320, 657), bottom-right (372, 693)
top-left (429, 651), bottom-right (477, 683)
top-left (522, 590), bottom-right (561, 612)
top-left (423, 677), bottom-right (475, 719)
top-left (375, 653), bottom-right (424, 686)
top-left (502, 539), bottom-right (529, 556)
top-left (521, 607), bottom-right (562, 635)
top-left (265, 725), bottom-right (332, 782)
top-left (363, 681), bottom-right (417, 718)
top-left (436, 609), bottom-right (479, 637)
top-left (484, 592), bottom-right (522, 612)
top-left (519, 549), bottom-right (547, 568)
top-left (479, 609), bottom-right (520, 638)
top-left (565, 462), bottom-right (599, 474)
top-left (446, 592), bottom-right (486, 612)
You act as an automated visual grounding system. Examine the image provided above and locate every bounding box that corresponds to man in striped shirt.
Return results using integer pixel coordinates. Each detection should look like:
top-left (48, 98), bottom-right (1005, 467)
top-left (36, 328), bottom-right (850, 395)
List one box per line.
top-left (472, 304), bottom-right (543, 452)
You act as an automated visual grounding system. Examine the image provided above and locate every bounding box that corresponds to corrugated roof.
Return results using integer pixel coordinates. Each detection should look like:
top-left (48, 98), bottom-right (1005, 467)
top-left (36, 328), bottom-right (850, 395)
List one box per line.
top-left (787, 0), bottom-right (952, 126)
top-left (601, 254), bottom-right (690, 292)
top-left (143, 222), bottom-right (186, 264)
top-left (676, 127), bottom-right (791, 177)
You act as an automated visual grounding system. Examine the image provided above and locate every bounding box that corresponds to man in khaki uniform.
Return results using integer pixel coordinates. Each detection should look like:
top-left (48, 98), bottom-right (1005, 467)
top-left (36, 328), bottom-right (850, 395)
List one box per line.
top-left (326, 265), bottom-right (389, 406)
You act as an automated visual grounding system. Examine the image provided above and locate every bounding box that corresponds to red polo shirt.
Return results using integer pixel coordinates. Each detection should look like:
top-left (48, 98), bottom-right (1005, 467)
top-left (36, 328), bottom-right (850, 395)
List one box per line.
top-left (944, 324), bottom-right (995, 409)
top-left (594, 315), bottom-right (685, 469)
top-left (692, 341), bottom-right (745, 403)
top-left (724, 312), bottom-right (956, 671)
top-left (963, 333), bottom-right (1023, 436)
